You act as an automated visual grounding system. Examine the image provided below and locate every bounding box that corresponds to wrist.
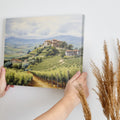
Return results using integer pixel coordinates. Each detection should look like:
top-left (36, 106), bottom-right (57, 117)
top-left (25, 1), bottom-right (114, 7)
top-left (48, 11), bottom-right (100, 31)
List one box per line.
top-left (56, 96), bottom-right (76, 117)
top-left (62, 95), bottom-right (80, 108)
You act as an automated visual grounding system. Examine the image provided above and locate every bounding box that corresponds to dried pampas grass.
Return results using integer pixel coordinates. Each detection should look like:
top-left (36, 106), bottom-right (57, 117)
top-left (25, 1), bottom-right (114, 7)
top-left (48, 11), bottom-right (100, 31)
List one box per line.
top-left (76, 84), bottom-right (91, 120)
top-left (91, 40), bottom-right (120, 120)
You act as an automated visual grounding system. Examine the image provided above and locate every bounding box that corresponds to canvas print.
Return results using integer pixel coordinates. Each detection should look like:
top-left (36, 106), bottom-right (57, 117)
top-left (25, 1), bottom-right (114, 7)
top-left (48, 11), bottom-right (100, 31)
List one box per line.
top-left (4, 15), bottom-right (84, 89)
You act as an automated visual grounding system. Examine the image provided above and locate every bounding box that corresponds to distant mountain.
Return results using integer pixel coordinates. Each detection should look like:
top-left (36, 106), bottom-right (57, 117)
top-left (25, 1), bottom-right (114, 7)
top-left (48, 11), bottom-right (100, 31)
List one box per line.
top-left (5, 35), bottom-right (83, 48)
top-left (5, 35), bottom-right (83, 59)
top-left (5, 37), bottom-right (45, 47)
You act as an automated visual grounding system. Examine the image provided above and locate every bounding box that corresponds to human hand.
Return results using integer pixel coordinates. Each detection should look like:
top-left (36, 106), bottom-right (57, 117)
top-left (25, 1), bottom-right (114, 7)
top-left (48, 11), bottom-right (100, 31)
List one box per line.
top-left (35, 71), bottom-right (89, 120)
top-left (63, 71), bottom-right (89, 107)
top-left (0, 67), bottom-right (14, 97)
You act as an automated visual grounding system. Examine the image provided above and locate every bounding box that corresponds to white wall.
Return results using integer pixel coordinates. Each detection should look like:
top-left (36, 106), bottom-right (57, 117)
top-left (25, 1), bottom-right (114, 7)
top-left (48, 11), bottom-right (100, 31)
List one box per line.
top-left (0, 0), bottom-right (120, 120)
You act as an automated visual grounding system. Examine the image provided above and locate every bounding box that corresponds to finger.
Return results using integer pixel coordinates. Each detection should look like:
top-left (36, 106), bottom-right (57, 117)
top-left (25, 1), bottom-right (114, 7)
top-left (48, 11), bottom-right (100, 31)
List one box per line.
top-left (5, 85), bottom-right (10, 91)
top-left (1, 67), bottom-right (6, 80)
top-left (70, 71), bottom-right (81, 82)
top-left (0, 67), bottom-right (2, 78)
top-left (0, 66), bottom-right (2, 72)
top-left (77, 72), bottom-right (87, 82)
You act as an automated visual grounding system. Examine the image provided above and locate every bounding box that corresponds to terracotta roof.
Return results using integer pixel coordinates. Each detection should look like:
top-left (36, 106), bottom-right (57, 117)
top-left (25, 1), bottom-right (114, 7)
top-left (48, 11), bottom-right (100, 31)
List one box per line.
top-left (66, 49), bottom-right (79, 52)
top-left (45, 40), bottom-right (51, 42)
top-left (66, 50), bottom-right (73, 52)
top-left (11, 59), bottom-right (22, 62)
top-left (73, 49), bottom-right (79, 51)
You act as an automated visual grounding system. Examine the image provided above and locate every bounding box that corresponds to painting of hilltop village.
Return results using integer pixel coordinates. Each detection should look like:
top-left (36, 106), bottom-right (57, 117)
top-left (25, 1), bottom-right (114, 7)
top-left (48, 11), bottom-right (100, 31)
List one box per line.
top-left (4, 15), bottom-right (84, 88)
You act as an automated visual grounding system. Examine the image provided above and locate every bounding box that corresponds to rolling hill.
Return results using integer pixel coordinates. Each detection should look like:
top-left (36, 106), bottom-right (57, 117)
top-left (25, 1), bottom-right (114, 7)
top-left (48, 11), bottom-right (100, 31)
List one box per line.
top-left (4, 35), bottom-right (83, 59)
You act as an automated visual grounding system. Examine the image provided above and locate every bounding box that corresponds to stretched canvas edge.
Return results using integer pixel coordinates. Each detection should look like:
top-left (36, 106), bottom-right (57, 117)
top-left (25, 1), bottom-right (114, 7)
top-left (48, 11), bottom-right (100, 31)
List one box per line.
top-left (80, 14), bottom-right (85, 73)
top-left (2, 19), bottom-right (6, 67)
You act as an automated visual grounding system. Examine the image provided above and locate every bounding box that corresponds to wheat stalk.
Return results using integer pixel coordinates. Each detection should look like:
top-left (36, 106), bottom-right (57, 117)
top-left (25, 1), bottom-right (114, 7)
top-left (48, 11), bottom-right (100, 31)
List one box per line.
top-left (91, 40), bottom-right (120, 120)
top-left (76, 84), bottom-right (91, 120)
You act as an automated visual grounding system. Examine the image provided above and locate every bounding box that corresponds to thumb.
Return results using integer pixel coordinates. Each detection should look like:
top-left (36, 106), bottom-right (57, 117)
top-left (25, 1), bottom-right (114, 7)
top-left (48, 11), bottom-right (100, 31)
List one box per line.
top-left (70, 71), bottom-right (81, 82)
top-left (0, 67), bottom-right (6, 80)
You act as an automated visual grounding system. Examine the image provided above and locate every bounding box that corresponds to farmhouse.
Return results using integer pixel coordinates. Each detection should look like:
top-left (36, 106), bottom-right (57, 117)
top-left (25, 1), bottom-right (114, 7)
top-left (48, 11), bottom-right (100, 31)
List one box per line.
top-left (43, 40), bottom-right (52, 46)
top-left (65, 50), bottom-right (81, 56)
top-left (43, 39), bottom-right (62, 48)
top-left (11, 59), bottom-right (22, 63)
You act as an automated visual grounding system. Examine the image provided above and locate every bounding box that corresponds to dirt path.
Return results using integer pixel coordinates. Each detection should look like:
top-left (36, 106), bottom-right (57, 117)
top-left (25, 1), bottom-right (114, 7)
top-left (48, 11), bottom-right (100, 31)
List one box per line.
top-left (28, 72), bottom-right (62, 89)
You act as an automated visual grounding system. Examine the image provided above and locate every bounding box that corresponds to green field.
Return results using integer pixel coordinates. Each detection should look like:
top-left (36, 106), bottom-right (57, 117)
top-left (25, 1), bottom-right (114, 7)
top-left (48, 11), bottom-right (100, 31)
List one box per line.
top-left (29, 55), bottom-right (82, 71)
top-left (6, 69), bottom-right (33, 85)
top-left (4, 42), bottom-right (83, 88)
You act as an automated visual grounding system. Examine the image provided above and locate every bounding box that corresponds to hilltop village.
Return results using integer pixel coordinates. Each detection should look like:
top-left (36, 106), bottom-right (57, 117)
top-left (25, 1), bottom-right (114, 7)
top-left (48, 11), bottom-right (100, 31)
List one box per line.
top-left (43, 39), bottom-right (81, 56)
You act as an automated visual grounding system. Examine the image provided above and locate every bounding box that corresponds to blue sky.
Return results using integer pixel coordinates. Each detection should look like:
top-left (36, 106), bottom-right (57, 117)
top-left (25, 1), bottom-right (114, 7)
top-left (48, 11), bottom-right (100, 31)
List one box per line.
top-left (5, 15), bottom-right (83, 39)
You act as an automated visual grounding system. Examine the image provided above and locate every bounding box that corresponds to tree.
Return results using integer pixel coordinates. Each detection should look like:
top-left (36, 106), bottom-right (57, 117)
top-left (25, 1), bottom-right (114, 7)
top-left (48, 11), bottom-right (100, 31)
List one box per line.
top-left (46, 47), bottom-right (59, 56)
top-left (27, 50), bottom-right (31, 54)
top-left (12, 63), bottom-right (22, 69)
top-left (35, 57), bottom-right (42, 63)
top-left (29, 60), bottom-right (35, 65)
top-left (4, 61), bottom-right (12, 68)
top-left (22, 63), bottom-right (30, 70)
top-left (46, 50), bottom-right (54, 56)
top-left (51, 47), bottom-right (59, 54)
top-left (34, 46), bottom-right (37, 49)
top-left (61, 51), bottom-right (65, 58)
top-left (60, 42), bottom-right (68, 48)
top-left (67, 44), bottom-right (73, 50)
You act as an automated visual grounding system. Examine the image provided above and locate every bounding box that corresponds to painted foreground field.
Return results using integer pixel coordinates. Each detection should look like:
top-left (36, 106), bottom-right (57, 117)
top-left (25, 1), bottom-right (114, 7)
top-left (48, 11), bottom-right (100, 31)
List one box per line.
top-left (28, 72), bottom-right (62, 89)
top-left (5, 58), bottom-right (82, 88)
top-left (5, 68), bottom-right (69, 88)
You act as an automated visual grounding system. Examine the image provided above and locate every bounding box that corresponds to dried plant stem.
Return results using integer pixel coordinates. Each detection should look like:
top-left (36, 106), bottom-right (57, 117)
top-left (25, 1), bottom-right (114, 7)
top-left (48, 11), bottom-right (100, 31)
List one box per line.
top-left (91, 40), bottom-right (120, 120)
top-left (76, 84), bottom-right (91, 120)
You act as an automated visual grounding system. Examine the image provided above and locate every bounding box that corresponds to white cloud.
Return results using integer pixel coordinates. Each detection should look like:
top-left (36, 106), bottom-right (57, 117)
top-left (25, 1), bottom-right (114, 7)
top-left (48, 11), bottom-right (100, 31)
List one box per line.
top-left (5, 15), bottom-right (83, 39)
